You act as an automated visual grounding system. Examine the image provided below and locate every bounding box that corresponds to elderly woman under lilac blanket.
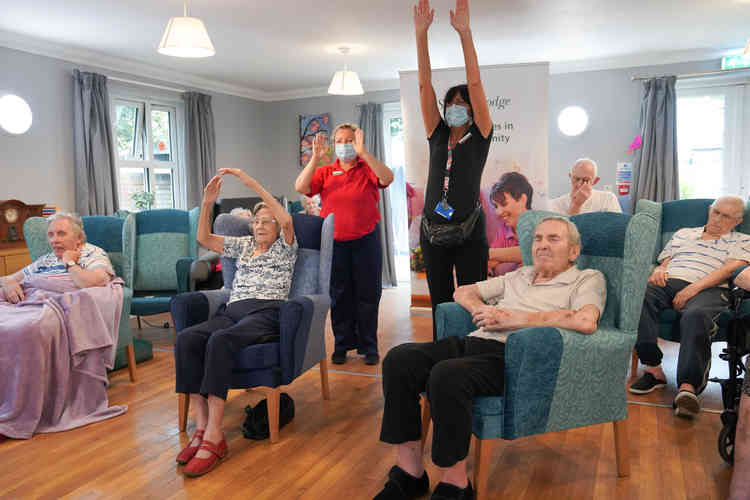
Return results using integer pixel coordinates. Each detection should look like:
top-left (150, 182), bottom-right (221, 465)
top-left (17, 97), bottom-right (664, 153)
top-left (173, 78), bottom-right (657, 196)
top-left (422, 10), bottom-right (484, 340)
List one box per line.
top-left (0, 214), bottom-right (125, 442)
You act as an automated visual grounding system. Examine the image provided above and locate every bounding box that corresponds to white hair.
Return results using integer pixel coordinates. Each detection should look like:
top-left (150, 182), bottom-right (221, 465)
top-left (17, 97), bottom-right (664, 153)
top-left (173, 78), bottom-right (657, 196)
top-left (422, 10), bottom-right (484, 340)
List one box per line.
top-left (571, 158), bottom-right (598, 178)
top-left (229, 207), bottom-right (252, 218)
top-left (332, 122), bottom-right (359, 142)
top-left (712, 196), bottom-right (746, 219)
top-left (47, 212), bottom-right (87, 243)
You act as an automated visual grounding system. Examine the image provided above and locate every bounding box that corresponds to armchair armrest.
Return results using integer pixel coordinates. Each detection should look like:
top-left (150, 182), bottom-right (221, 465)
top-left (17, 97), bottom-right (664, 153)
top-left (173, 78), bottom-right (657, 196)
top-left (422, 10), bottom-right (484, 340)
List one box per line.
top-left (279, 294), bottom-right (331, 385)
top-left (170, 289), bottom-right (231, 332)
top-left (176, 258), bottom-right (195, 294)
top-left (116, 285), bottom-right (133, 352)
top-left (435, 302), bottom-right (476, 340)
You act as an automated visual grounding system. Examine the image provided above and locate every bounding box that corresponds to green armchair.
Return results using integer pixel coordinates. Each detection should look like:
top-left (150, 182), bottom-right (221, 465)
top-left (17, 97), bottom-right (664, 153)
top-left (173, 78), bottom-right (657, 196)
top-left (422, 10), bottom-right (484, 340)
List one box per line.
top-left (426, 209), bottom-right (659, 500)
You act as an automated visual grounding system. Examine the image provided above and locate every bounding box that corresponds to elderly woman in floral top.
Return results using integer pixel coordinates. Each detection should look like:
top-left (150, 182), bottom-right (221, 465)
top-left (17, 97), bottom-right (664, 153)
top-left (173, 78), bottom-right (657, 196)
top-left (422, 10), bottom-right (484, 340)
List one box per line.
top-left (173, 168), bottom-right (297, 478)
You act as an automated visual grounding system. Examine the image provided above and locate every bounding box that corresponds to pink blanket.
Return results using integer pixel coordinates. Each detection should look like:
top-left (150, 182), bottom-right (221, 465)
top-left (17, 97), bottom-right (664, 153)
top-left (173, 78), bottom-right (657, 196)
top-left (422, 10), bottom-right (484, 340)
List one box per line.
top-left (0, 275), bottom-right (127, 439)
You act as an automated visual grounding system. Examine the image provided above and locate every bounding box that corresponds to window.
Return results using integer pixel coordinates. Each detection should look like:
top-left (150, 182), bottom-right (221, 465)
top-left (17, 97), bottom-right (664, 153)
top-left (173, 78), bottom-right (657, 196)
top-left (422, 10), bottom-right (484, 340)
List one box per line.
top-left (112, 98), bottom-right (184, 211)
top-left (382, 102), bottom-right (410, 283)
top-left (677, 81), bottom-right (750, 200)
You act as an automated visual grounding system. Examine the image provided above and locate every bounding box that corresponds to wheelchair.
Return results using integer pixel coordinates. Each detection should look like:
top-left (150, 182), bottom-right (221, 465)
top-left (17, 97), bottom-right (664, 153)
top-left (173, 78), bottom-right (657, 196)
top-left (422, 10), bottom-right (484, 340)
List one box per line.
top-left (710, 286), bottom-right (749, 465)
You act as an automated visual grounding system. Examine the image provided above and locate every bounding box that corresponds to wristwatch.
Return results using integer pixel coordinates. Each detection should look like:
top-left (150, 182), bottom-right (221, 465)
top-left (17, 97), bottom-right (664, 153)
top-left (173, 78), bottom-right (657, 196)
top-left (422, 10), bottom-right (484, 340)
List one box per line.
top-left (65, 260), bottom-right (78, 271)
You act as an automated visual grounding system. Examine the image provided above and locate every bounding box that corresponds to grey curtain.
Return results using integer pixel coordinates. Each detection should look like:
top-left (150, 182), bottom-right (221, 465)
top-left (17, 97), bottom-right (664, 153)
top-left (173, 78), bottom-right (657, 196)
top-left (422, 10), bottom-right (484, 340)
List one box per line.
top-left (358, 102), bottom-right (398, 287)
top-left (632, 76), bottom-right (679, 207)
top-left (73, 70), bottom-right (119, 215)
top-left (183, 92), bottom-right (216, 208)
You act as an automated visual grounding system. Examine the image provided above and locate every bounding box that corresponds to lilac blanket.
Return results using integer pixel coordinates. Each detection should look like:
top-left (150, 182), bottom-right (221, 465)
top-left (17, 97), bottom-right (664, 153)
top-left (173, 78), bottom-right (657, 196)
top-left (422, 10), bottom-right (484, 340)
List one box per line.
top-left (0, 275), bottom-right (127, 439)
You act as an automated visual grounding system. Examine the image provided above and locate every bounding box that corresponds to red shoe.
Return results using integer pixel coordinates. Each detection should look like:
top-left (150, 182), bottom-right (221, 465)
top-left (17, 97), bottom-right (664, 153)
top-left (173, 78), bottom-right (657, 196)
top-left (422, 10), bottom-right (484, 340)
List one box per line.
top-left (176, 429), bottom-right (205, 465)
top-left (183, 438), bottom-right (228, 477)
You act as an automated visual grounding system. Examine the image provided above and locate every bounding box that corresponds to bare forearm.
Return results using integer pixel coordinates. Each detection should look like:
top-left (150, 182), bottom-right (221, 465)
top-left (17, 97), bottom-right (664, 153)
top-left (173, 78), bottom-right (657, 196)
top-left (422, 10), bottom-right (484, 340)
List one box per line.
top-left (523, 306), bottom-right (600, 334)
top-left (458, 30), bottom-right (491, 137)
top-left (459, 30), bottom-right (480, 85)
top-left (359, 151), bottom-right (394, 186)
top-left (295, 158), bottom-right (319, 194)
top-left (454, 284), bottom-right (485, 314)
top-left (246, 178), bottom-right (291, 227)
top-left (198, 201), bottom-right (224, 253)
top-left (416, 31), bottom-right (432, 87)
top-left (1, 271), bottom-right (23, 286)
top-left (69, 267), bottom-right (110, 288)
top-left (692, 260), bottom-right (747, 292)
top-left (488, 246), bottom-right (522, 263)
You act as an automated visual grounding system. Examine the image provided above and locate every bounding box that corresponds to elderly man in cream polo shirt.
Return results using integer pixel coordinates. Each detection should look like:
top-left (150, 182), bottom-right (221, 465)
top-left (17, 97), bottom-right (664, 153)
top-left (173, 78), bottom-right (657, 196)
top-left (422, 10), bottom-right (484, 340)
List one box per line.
top-left (374, 216), bottom-right (606, 500)
top-left (629, 196), bottom-right (750, 419)
top-left (548, 158), bottom-right (622, 215)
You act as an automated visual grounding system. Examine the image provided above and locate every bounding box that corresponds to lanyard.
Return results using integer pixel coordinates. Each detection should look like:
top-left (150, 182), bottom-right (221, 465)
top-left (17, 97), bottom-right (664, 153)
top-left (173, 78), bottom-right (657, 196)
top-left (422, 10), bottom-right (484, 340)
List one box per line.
top-left (441, 132), bottom-right (472, 203)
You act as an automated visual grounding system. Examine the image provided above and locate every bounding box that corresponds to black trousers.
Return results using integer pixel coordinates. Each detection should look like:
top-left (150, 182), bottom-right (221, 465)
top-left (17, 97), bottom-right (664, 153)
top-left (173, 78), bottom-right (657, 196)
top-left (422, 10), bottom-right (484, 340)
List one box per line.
top-left (379, 336), bottom-right (505, 467)
top-left (420, 214), bottom-right (488, 341)
top-left (330, 227), bottom-right (382, 357)
top-left (174, 298), bottom-right (283, 400)
top-left (635, 279), bottom-right (728, 392)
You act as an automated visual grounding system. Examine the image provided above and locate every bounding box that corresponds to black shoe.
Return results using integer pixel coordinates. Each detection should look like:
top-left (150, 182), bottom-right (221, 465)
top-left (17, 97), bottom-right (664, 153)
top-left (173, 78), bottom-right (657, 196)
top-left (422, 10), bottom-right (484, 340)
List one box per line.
top-left (365, 354), bottom-right (380, 366)
top-left (628, 372), bottom-right (667, 394)
top-left (331, 351), bottom-right (347, 365)
top-left (373, 465), bottom-right (429, 500)
top-left (431, 481), bottom-right (474, 500)
top-left (674, 390), bottom-right (700, 418)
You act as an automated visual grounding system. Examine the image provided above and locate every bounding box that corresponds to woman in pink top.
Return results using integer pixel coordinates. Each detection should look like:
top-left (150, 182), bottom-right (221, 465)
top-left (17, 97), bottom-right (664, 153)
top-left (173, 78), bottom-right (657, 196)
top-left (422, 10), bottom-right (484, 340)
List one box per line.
top-left (487, 172), bottom-right (533, 277)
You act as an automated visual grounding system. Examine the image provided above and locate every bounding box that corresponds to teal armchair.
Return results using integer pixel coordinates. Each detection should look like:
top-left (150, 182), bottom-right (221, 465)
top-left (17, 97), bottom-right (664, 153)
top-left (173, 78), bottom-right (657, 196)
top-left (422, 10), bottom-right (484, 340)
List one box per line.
top-left (631, 198), bottom-right (750, 375)
top-left (426, 210), bottom-right (659, 500)
top-left (130, 208), bottom-right (200, 326)
top-left (24, 214), bottom-right (138, 381)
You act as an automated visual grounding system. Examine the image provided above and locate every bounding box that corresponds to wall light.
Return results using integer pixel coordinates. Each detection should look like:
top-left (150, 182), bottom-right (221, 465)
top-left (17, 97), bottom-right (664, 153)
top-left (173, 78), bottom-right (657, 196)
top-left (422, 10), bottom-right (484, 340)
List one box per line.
top-left (557, 106), bottom-right (589, 137)
top-left (0, 94), bottom-right (33, 135)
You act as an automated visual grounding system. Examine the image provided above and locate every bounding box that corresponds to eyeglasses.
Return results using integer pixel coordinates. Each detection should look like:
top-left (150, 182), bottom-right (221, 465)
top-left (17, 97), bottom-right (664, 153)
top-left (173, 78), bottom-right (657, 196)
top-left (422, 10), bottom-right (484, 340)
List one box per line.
top-left (252, 217), bottom-right (278, 226)
top-left (571, 176), bottom-right (593, 184)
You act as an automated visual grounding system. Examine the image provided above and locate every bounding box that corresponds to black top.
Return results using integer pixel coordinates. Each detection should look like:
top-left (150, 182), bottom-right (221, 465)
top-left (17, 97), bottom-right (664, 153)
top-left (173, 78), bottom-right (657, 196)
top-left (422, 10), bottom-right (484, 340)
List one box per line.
top-left (422, 120), bottom-right (493, 224)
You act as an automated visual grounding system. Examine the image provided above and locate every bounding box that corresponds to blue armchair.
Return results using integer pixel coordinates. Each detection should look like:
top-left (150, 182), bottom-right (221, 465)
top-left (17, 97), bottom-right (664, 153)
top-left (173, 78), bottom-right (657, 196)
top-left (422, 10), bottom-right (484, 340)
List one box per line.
top-left (170, 212), bottom-right (333, 442)
top-left (424, 210), bottom-right (659, 500)
top-left (24, 214), bottom-right (139, 382)
top-left (631, 198), bottom-right (750, 375)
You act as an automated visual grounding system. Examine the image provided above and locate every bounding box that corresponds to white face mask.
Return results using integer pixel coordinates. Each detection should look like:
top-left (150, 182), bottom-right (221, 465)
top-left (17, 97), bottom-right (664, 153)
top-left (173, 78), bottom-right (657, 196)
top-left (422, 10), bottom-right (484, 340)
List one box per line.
top-left (445, 104), bottom-right (471, 127)
top-left (335, 143), bottom-right (357, 162)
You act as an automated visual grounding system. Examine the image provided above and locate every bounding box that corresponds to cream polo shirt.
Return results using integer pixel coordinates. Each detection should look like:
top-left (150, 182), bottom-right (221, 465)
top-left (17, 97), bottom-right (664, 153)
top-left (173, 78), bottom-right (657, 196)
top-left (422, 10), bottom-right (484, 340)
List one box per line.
top-left (548, 190), bottom-right (622, 215)
top-left (468, 265), bottom-right (607, 343)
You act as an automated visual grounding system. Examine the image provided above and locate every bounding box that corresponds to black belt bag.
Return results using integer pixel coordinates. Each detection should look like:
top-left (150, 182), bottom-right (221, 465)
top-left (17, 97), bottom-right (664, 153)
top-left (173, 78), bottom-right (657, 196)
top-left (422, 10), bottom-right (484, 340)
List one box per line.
top-left (421, 204), bottom-right (482, 248)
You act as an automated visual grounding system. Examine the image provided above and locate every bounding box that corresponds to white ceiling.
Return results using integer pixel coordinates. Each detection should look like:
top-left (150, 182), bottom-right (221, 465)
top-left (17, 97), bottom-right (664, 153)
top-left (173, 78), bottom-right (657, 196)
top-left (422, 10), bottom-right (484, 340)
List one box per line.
top-left (1, 0), bottom-right (749, 101)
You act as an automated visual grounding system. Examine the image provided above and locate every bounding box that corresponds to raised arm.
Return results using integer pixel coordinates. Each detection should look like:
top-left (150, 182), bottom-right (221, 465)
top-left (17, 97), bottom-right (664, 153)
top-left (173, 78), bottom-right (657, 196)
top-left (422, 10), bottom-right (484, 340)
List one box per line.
top-left (353, 129), bottom-right (394, 187)
top-left (197, 175), bottom-right (225, 254)
top-left (295, 133), bottom-right (327, 195)
top-left (450, 0), bottom-right (492, 139)
top-left (414, 0), bottom-right (441, 137)
top-left (219, 168), bottom-right (294, 245)
top-left (1, 270), bottom-right (26, 304)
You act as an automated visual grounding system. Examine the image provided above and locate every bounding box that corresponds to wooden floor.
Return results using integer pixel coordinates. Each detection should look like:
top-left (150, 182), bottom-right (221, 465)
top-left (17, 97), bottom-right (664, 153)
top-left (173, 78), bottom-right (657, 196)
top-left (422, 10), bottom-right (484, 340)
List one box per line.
top-left (0, 286), bottom-right (736, 499)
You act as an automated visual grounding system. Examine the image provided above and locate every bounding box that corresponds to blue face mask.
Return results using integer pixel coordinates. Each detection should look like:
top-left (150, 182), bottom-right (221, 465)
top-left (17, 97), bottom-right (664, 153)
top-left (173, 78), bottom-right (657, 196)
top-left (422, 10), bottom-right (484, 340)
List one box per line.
top-left (445, 104), bottom-right (471, 127)
top-left (335, 143), bottom-right (357, 162)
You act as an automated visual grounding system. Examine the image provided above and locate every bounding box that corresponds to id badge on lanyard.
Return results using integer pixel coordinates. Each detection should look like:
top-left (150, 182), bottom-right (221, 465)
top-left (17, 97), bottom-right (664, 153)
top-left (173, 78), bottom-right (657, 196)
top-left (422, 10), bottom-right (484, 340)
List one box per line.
top-left (433, 132), bottom-right (471, 220)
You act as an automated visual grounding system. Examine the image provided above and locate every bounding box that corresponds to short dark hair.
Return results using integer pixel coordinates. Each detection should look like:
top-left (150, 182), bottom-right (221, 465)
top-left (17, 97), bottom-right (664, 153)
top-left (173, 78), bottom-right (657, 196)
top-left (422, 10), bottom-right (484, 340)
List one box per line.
top-left (490, 172), bottom-right (533, 209)
top-left (443, 84), bottom-right (472, 117)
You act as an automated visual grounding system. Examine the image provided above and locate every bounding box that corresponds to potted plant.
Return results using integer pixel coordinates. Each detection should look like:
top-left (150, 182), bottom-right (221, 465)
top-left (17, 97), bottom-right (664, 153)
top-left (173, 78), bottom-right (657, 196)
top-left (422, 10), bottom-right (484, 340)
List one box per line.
top-left (131, 191), bottom-right (155, 211)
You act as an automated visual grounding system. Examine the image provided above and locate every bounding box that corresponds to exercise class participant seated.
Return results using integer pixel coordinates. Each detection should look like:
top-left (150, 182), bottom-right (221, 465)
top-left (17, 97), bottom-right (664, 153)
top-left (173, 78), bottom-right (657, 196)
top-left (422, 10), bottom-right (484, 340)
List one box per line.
top-left (375, 217), bottom-right (605, 500)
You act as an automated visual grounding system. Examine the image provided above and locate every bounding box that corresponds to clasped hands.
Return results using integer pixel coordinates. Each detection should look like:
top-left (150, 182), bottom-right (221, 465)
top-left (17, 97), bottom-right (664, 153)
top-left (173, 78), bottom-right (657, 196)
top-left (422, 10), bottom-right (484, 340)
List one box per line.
top-left (203, 168), bottom-right (259, 204)
top-left (472, 304), bottom-right (527, 331)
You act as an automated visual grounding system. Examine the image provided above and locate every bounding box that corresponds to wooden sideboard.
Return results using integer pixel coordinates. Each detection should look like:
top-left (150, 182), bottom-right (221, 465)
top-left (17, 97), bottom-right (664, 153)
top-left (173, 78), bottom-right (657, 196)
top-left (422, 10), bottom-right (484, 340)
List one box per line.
top-left (0, 241), bottom-right (32, 276)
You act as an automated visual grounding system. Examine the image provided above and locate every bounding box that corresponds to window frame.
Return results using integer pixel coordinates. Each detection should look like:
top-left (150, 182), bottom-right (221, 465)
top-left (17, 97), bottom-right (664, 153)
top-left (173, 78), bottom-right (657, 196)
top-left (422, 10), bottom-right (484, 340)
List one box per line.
top-left (110, 94), bottom-right (186, 210)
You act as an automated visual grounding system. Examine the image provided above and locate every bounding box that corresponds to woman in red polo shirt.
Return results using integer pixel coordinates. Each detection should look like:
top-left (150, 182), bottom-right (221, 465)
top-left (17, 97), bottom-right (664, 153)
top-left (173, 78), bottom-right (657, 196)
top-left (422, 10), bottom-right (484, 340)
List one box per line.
top-left (295, 123), bottom-right (394, 365)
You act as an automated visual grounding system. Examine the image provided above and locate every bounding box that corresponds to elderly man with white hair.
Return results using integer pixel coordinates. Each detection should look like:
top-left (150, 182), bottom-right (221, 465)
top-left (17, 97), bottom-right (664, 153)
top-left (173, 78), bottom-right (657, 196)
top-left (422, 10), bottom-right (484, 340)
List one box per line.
top-left (0, 213), bottom-right (113, 304)
top-left (548, 158), bottom-right (622, 216)
top-left (629, 196), bottom-right (750, 418)
top-left (374, 216), bottom-right (606, 500)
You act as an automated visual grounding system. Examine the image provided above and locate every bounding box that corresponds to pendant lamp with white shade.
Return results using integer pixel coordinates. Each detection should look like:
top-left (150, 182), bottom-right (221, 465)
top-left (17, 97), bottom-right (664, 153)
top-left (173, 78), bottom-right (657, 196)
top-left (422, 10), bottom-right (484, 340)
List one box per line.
top-left (328, 47), bottom-right (364, 96)
top-left (158, 0), bottom-right (215, 58)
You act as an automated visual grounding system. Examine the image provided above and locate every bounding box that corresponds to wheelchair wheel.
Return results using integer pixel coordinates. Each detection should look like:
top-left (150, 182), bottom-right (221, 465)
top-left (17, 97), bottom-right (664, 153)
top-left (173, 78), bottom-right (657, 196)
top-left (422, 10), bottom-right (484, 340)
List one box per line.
top-left (718, 424), bottom-right (736, 465)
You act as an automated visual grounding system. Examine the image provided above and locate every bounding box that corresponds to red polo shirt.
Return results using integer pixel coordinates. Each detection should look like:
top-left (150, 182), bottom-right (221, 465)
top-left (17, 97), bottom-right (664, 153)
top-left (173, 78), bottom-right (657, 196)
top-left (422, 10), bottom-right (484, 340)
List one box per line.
top-left (308, 157), bottom-right (385, 241)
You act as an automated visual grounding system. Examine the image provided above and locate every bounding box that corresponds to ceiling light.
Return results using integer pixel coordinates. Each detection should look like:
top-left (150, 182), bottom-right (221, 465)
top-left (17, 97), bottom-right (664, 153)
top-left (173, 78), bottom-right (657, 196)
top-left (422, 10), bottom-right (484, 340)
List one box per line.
top-left (328, 47), bottom-right (364, 96)
top-left (0, 94), bottom-right (33, 135)
top-left (158, 0), bottom-right (215, 58)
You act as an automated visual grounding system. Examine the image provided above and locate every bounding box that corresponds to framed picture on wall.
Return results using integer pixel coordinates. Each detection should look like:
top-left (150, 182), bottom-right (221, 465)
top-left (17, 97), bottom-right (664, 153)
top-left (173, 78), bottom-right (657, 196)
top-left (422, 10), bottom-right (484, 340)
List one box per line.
top-left (299, 113), bottom-right (333, 168)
